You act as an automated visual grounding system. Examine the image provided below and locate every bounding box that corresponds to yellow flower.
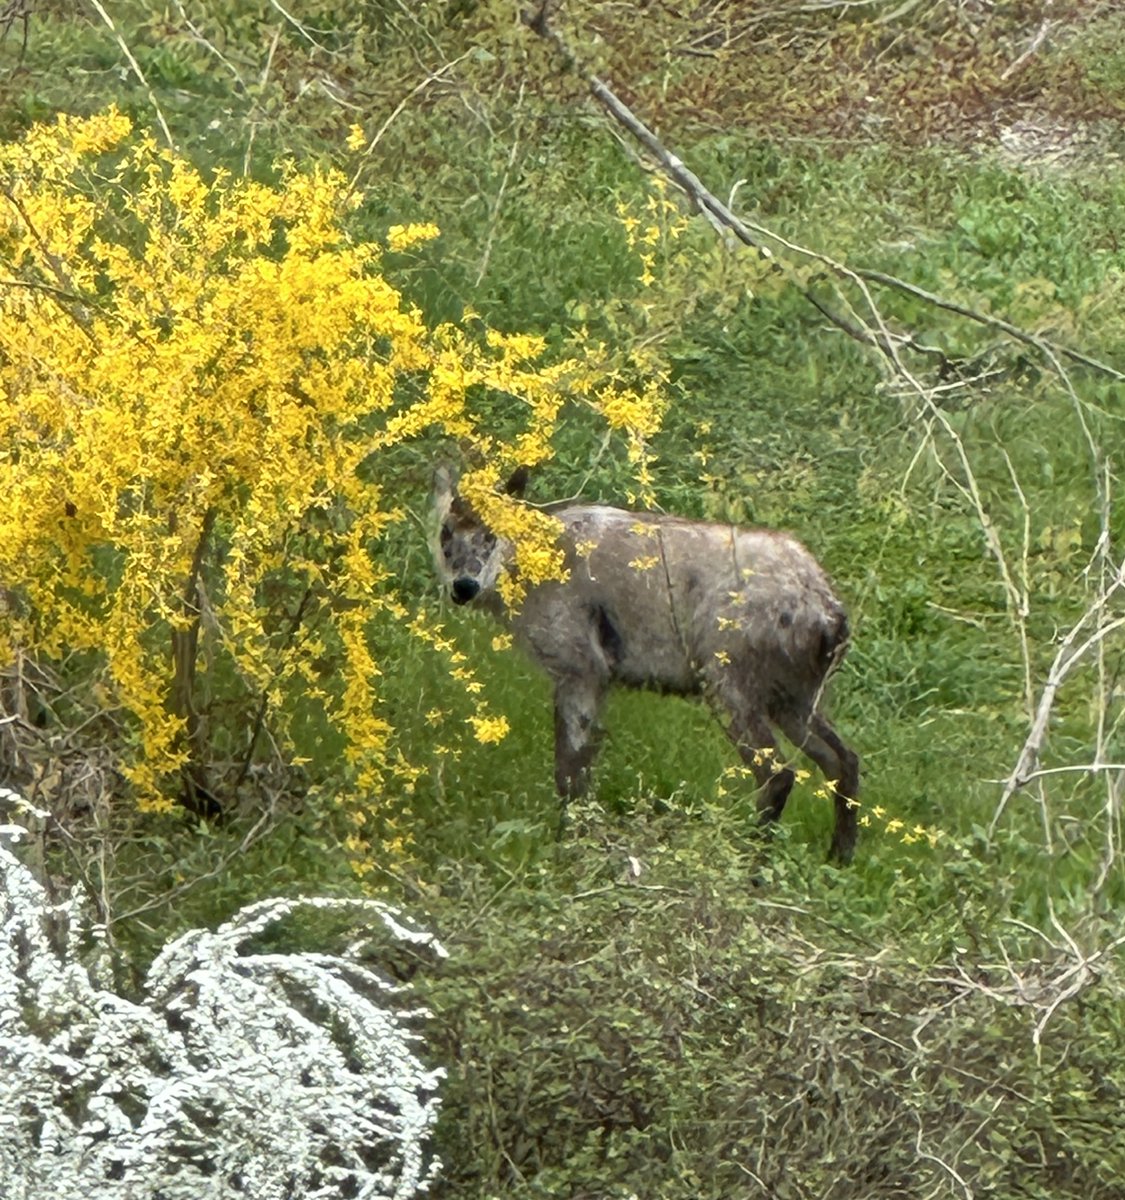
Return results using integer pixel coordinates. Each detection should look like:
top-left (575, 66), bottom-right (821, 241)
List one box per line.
top-left (469, 714), bottom-right (510, 744)
top-left (0, 110), bottom-right (669, 832)
top-left (387, 222), bottom-right (440, 252)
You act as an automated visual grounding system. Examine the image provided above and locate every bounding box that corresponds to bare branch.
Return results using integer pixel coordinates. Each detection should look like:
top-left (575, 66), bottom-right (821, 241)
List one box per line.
top-left (520, 4), bottom-right (1124, 385)
top-left (347, 48), bottom-right (477, 196)
top-left (86, 0), bottom-right (175, 151)
top-left (1, 189), bottom-right (98, 341)
top-left (1000, 18), bottom-right (1055, 82)
top-left (171, 0), bottom-right (246, 87)
top-left (855, 267), bottom-right (1125, 382)
top-left (913, 1112), bottom-right (974, 1200)
top-left (992, 583), bottom-right (1125, 836)
top-left (266, 0), bottom-right (333, 54)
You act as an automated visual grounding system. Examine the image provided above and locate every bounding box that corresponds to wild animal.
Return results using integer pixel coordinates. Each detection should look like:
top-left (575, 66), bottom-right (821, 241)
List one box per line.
top-left (433, 468), bottom-right (859, 862)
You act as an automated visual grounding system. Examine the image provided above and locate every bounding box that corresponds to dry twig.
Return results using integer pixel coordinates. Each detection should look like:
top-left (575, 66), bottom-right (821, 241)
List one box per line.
top-left (87, 0), bottom-right (174, 150)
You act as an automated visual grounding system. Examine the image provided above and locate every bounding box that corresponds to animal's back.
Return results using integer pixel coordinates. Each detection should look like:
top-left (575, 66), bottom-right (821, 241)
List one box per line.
top-left (516, 505), bottom-right (847, 706)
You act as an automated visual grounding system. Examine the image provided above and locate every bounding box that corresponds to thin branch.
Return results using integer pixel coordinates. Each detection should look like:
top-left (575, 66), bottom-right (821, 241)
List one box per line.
top-left (475, 80), bottom-right (526, 287)
top-left (1032, 909), bottom-right (1125, 1056)
top-left (992, 597), bottom-right (1125, 836)
top-left (1091, 458), bottom-right (1119, 897)
top-left (996, 762), bottom-right (1125, 784)
top-left (1000, 18), bottom-right (1054, 82)
top-left (347, 48), bottom-right (474, 195)
top-left (266, 0), bottom-right (333, 54)
top-left (112, 800), bottom-right (278, 924)
top-left (0, 190), bottom-right (98, 342)
top-left (855, 267), bottom-right (1125, 382)
top-left (912, 1113), bottom-right (974, 1200)
top-left (0, 0), bottom-right (32, 64)
top-left (232, 583), bottom-right (314, 791)
top-left (171, 0), bottom-right (246, 87)
top-left (86, 0), bottom-right (175, 151)
top-left (0, 276), bottom-right (90, 304)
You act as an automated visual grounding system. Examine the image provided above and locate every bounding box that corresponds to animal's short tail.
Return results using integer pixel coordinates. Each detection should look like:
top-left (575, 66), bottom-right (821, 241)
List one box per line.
top-left (819, 605), bottom-right (851, 678)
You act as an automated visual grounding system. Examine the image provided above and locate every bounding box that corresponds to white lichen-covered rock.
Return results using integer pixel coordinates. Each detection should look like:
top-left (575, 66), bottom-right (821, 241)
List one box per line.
top-left (0, 788), bottom-right (445, 1200)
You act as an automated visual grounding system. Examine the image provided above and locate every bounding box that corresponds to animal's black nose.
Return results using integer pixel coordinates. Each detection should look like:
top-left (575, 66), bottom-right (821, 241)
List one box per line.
top-left (451, 578), bottom-right (480, 605)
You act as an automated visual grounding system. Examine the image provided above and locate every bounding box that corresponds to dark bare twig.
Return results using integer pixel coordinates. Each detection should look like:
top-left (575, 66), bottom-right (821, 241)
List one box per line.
top-left (170, 508), bottom-right (219, 818)
top-left (1, 187), bottom-right (98, 341)
top-left (0, 277), bottom-right (89, 304)
top-left (232, 583), bottom-right (315, 791)
top-left (0, 0), bottom-right (32, 65)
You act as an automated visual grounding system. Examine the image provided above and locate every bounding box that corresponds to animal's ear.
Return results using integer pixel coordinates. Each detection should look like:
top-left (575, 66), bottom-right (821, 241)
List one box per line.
top-left (504, 466), bottom-right (530, 498)
top-left (432, 464), bottom-right (458, 505)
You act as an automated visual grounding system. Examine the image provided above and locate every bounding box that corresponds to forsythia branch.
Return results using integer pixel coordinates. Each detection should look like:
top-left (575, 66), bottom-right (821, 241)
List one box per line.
top-left (0, 108), bottom-right (667, 842)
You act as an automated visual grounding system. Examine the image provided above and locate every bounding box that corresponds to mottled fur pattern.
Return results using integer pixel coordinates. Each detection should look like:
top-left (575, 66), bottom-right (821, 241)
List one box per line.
top-left (433, 469), bottom-right (859, 862)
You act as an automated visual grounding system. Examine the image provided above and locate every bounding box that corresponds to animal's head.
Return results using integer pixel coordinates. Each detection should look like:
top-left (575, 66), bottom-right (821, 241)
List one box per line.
top-left (432, 466), bottom-right (528, 606)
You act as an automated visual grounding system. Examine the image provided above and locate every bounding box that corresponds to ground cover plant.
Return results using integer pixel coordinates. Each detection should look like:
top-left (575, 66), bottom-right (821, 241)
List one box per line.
top-left (1, 1), bottom-right (1124, 1196)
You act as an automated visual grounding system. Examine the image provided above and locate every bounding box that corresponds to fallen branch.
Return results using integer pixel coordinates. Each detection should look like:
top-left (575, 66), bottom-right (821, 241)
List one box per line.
top-left (855, 267), bottom-right (1125, 382)
top-left (520, 2), bottom-right (1124, 385)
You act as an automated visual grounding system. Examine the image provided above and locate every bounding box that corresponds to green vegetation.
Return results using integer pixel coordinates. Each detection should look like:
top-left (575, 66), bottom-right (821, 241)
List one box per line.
top-left (2, 1), bottom-right (1124, 1195)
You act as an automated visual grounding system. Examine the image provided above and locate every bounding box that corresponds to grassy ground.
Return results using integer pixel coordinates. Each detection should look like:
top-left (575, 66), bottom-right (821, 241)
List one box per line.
top-left (3, 1), bottom-right (1125, 1195)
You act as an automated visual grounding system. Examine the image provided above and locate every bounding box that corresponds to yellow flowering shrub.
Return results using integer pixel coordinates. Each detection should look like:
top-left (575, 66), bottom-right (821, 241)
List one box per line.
top-left (0, 110), bottom-right (667, 861)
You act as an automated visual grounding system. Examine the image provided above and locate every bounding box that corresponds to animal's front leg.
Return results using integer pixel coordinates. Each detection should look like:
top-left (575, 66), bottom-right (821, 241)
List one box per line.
top-left (553, 675), bottom-right (607, 800)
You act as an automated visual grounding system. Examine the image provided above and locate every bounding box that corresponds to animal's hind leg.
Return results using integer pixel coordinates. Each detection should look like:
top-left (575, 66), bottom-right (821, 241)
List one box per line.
top-left (776, 710), bottom-right (860, 864)
top-left (728, 713), bottom-right (796, 831)
top-left (553, 674), bottom-right (608, 802)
